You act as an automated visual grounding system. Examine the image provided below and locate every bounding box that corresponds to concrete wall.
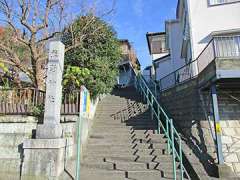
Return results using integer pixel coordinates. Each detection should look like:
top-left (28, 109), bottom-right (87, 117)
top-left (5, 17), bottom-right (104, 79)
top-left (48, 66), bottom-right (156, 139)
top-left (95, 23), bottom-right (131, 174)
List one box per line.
top-left (155, 21), bottom-right (185, 81)
top-left (167, 21), bottom-right (185, 71)
top-left (155, 56), bottom-right (172, 81)
top-left (187, 0), bottom-right (240, 59)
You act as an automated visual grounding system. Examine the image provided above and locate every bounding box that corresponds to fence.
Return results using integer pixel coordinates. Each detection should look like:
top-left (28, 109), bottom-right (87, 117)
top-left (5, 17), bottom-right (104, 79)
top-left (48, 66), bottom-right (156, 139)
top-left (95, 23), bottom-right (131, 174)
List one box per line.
top-left (0, 88), bottom-right (86, 115)
top-left (61, 90), bottom-right (81, 115)
top-left (159, 60), bottom-right (198, 91)
top-left (0, 88), bottom-right (45, 115)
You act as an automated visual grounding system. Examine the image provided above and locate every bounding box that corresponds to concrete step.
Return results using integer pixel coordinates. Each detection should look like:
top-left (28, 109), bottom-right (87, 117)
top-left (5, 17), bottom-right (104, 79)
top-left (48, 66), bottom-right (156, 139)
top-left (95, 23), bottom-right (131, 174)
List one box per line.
top-left (89, 133), bottom-right (133, 139)
top-left (135, 149), bottom-right (165, 156)
top-left (88, 136), bottom-right (163, 145)
top-left (126, 170), bottom-right (186, 180)
top-left (86, 149), bottom-right (137, 155)
top-left (85, 151), bottom-right (133, 157)
top-left (143, 137), bottom-right (167, 144)
top-left (93, 122), bottom-right (125, 126)
top-left (86, 144), bottom-right (135, 150)
top-left (89, 132), bottom-right (161, 139)
top-left (94, 120), bottom-right (124, 123)
top-left (87, 141), bottom-right (133, 146)
top-left (93, 129), bottom-right (132, 134)
top-left (86, 142), bottom-right (167, 153)
top-left (127, 170), bottom-right (162, 179)
top-left (131, 126), bottom-right (158, 130)
top-left (125, 121), bottom-right (158, 126)
top-left (89, 134), bottom-right (132, 139)
top-left (92, 125), bottom-right (132, 129)
top-left (92, 126), bottom-right (133, 131)
top-left (134, 133), bottom-right (165, 139)
top-left (81, 161), bottom-right (149, 171)
top-left (115, 162), bottom-right (147, 171)
top-left (80, 169), bottom-right (125, 180)
top-left (134, 142), bottom-right (167, 149)
top-left (81, 162), bottom-right (114, 170)
top-left (147, 162), bottom-right (181, 172)
top-left (84, 155), bottom-right (172, 163)
top-left (133, 130), bottom-right (158, 135)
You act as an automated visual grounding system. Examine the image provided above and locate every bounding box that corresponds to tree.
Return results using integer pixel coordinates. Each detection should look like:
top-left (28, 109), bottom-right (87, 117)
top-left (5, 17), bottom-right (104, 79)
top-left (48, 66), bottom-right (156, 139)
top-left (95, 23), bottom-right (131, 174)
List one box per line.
top-left (62, 15), bottom-right (121, 98)
top-left (0, 0), bottom-right (67, 90)
top-left (0, 0), bottom-right (116, 90)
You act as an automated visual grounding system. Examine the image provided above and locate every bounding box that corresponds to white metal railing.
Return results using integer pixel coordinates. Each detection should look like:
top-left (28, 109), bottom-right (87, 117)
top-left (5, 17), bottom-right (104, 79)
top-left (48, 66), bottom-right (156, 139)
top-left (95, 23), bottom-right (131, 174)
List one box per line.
top-left (159, 60), bottom-right (198, 91)
top-left (197, 39), bottom-right (216, 73)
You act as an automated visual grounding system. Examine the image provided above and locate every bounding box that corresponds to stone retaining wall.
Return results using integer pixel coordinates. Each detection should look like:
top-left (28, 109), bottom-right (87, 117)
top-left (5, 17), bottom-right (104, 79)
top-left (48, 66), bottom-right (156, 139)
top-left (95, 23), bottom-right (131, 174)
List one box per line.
top-left (0, 96), bottom-right (101, 179)
top-left (159, 78), bottom-right (240, 178)
top-left (159, 79), bottom-right (218, 177)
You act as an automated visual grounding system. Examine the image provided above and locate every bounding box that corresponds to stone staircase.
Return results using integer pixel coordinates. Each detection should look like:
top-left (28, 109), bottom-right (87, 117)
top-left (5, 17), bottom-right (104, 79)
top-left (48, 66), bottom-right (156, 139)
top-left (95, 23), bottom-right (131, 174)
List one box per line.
top-left (80, 87), bottom-right (186, 180)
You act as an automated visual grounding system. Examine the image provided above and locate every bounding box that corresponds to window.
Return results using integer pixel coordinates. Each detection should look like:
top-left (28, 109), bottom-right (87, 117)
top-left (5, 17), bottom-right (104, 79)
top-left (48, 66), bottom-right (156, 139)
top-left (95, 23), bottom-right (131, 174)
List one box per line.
top-left (209, 0), bottom-right (240, 5)
top-left (150, 35), bottom-right (167, 54)
top-left (214, 36), bottom-right (240, 57)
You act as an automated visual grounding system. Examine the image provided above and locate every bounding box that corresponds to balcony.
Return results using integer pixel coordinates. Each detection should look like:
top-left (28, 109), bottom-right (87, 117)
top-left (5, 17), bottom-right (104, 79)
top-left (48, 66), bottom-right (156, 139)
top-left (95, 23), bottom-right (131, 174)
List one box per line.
top-left (158, 35), bottom-right (240, 91)
top-left (198, 35), bottom-right (240, 86)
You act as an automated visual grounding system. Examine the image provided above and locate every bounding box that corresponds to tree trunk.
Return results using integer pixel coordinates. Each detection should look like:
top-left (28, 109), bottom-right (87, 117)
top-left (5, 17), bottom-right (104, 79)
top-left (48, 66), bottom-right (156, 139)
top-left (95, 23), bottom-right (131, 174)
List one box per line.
top-left (36, 60), bottom-right (46, 91)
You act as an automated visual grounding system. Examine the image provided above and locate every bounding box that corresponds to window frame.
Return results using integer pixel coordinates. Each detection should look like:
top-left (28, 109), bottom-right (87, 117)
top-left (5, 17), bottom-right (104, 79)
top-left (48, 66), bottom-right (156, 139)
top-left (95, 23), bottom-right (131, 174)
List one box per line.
top-left (208, 0), bottom-right (240, 6)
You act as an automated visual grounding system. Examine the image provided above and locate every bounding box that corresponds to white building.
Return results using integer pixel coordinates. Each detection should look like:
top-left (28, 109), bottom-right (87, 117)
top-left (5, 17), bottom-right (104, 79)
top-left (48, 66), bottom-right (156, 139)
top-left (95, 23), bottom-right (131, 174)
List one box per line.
top-left (148, 0), bottom-right (240, 89)
top-left (146, 20), bottom-right (185, 82)
top-left (178, 0), bottom-right (240, 72)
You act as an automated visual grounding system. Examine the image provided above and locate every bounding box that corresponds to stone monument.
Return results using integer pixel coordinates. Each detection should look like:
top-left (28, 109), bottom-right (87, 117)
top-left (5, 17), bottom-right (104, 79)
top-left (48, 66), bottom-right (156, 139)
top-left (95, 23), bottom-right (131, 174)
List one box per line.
top-left (36, 41), bottom-right (64, 139)
top-left (22, 41), bottom-right (66, 179)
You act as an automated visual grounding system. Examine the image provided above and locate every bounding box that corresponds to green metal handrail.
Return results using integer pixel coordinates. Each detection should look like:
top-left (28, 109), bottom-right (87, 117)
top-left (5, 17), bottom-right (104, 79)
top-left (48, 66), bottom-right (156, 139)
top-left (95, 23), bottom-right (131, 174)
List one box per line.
top-left (134, 74), bottom-right (190, 180)
top-left (75, 113), bottom-right (83, 180)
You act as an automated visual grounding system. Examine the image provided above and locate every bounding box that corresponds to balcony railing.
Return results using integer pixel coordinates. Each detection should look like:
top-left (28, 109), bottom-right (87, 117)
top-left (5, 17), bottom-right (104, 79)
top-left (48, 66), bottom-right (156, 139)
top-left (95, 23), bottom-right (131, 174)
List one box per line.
top-left (158, 35), bottom-right (240, 91)
top-left (159, 60), bottom-right (198, 91)
top-left (198, 35), bottom-right (240, 72)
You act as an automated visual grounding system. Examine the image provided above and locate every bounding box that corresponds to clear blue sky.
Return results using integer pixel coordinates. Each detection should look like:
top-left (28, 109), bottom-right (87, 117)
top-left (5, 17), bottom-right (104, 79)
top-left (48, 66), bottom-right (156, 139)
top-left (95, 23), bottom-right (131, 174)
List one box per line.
top-left (111, 0), bottom-right (178, 69)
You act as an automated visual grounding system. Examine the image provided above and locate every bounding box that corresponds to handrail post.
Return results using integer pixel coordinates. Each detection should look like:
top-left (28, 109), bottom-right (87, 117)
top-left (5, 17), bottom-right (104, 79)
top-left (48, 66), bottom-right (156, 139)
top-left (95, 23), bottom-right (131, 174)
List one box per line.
top-left (151, 95), bottom-right (153, 120)
top-left (159, 80), bottom-right (162, 92)
top-left (179, 138), bottom-right (184, 180)
top-left (170, 119), bottom-right (177, 180)
top-left (167, 119), bottom-right (170, 154)
top-left (75, 114), bottom-right (83, 180)
top-left (147, 90), bottom-right (149, 106)
top-left (157, 106), bottom-right (160, 134)
top-left (154, 82), bottom-right (157, 97)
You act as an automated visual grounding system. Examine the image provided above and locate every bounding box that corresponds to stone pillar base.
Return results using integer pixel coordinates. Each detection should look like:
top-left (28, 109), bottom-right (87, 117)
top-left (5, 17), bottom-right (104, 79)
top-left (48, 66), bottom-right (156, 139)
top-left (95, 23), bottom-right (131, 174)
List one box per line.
top-left (36, 124), bottom-right (63, 139)
top-left (22, 138), bottom-right (66, 180)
